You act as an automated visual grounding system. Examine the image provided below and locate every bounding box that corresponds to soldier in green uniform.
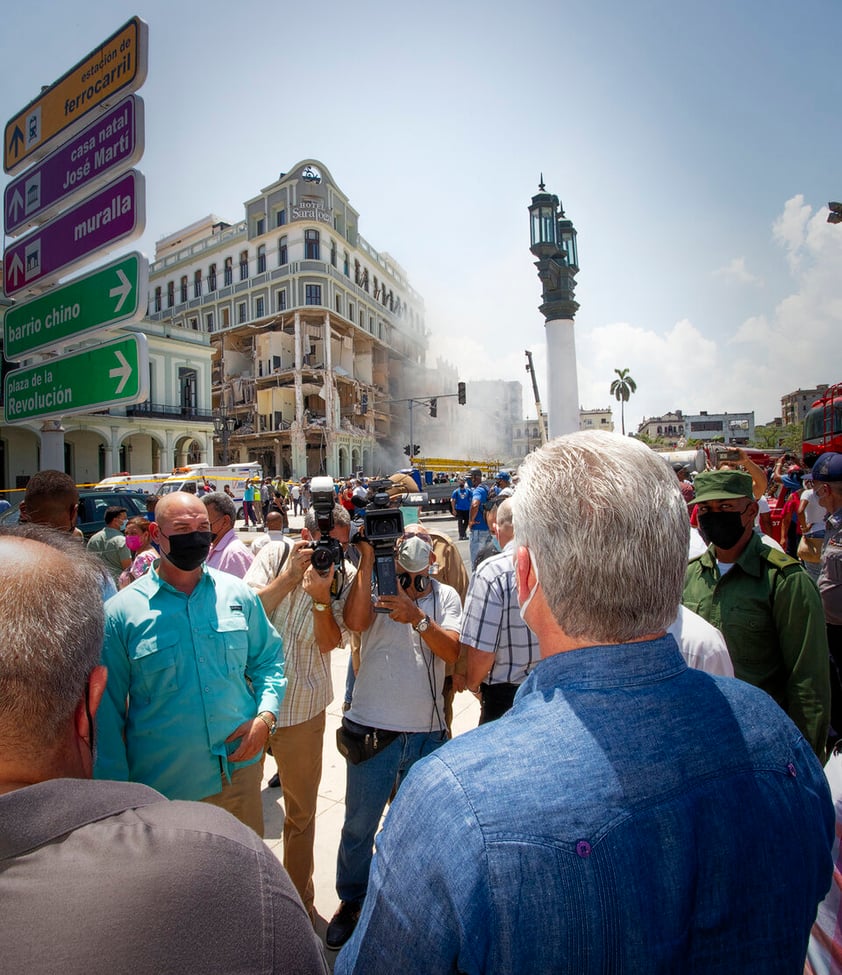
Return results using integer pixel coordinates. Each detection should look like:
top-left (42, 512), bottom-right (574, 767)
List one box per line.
top-left (683, 469), bottom-right (830, 758)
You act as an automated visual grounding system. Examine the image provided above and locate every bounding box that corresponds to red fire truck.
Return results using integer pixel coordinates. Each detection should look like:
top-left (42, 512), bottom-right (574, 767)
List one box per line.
top-left (802, 383), bottom-right (842, 468)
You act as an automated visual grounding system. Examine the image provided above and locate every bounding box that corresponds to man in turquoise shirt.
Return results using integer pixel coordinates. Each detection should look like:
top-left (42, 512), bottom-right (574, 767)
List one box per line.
top-left (95, 491), bottom-right (286, 836)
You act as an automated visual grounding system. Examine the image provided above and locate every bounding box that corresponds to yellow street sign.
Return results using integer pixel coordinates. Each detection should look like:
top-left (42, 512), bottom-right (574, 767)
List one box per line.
top-left (4, 17), bottom-right (148, 175)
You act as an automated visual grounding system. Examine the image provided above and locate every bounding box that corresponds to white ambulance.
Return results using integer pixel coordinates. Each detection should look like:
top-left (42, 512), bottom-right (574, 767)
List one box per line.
top-left (94, 473), bottom-right (172, 494)
top-left (157, 463), bottom-right (263, 516)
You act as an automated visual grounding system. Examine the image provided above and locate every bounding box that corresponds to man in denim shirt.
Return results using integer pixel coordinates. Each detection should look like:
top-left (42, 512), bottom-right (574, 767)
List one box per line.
top-left (337, 432), bottom-right (834, 975)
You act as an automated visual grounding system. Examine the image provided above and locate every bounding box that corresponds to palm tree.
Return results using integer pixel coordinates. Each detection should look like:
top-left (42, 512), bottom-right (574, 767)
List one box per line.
top-left (610, 368), bottom-right (637, 436)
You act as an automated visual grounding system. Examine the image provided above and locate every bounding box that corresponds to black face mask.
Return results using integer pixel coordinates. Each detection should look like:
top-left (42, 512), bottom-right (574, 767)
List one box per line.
top-left (160, 530), bottom-right (213, 571)
top-left (698, 510), bottom-right (747, 550)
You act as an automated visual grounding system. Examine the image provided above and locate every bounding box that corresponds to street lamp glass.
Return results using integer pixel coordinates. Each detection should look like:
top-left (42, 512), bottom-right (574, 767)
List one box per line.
top-left (530, 205), bottom-right (557, 247)
top-left (558, 220), bottom-right (578, 269)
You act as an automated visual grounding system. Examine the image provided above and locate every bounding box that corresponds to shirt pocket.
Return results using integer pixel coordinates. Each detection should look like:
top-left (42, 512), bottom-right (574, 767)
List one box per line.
top-left (212, 615), bottom-right (250, 677)
top-left (824, 546), bottom-right (842, 585)
top-left (131, 633), bottom-right (180, 702)
top-left (723, 605), bottom-right (774, 663)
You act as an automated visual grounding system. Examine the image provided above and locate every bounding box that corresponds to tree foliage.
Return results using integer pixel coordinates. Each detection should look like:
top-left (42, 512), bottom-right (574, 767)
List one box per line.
top-left (752, 423), bottom-right (802, 454)
top-left (609, 368), bottom-right (637, 436)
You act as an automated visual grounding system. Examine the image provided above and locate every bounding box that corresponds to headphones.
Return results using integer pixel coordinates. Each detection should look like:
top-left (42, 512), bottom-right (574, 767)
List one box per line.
top-left (398, 572), bottom-right (430, 593)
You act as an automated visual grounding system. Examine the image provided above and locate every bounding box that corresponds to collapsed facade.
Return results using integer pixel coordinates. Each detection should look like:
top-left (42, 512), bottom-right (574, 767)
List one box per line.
top-left (146, 160), bottom-right (435, 478)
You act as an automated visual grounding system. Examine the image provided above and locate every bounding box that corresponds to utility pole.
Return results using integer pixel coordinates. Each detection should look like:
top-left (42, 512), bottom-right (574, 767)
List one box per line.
top-left (379, 388), bottom-right (467, 463)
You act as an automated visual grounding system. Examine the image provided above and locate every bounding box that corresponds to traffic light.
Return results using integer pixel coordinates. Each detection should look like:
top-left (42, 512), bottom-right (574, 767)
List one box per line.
top-left (413, 444), bottom-right (421, 455)
top-left (829, 202), bottom-right (842, 225)
top-left (429, 398), bottom-right (437, 418)
top-left (457, 382), bottom-right (466, 405)
top-left (404, 444), bottom-right (411, 456)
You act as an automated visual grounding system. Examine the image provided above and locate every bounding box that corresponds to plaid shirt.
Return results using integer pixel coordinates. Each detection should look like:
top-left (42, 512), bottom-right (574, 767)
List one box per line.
top-left (245, 540), bottom-right (355, 727)
top-left (459, 541), bottom-right (538, 685)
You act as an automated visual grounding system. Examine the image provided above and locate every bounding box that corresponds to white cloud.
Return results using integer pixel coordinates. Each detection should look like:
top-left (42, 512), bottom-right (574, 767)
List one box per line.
top-left (713, 256), bottom-right (762, 286)
top-left (772, 194), bottom-right (813, 271)
top-left (424, 194), bottom-right (842, 439)
top-left (576, 318), bottom-right (717, 430)
top-left (730, 314), bottom-right (771, 344)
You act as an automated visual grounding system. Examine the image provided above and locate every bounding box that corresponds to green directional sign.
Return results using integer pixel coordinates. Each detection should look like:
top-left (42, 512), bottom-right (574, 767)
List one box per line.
top-left (3, 251), bottom-right (148, 361)
top-left (3, 333), bottom-right (148, 423)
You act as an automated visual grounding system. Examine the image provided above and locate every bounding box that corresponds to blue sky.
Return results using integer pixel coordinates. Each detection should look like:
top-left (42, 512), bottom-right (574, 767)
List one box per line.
top-left (3, 0), bottom-right (841, 429)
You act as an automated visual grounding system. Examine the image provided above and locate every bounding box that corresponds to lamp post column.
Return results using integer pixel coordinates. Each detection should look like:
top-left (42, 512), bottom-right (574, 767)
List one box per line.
top-left (528, 177), bottom-right (580, 438)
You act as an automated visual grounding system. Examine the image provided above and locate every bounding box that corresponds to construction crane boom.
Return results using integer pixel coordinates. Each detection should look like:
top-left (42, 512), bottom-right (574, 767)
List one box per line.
top-left (524, 349), bottom-right (548, 445)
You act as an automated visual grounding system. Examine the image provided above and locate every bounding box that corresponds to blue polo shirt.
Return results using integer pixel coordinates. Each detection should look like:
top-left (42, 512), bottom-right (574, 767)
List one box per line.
top-left (451, 486), bottom-right (472, 511)
top-left (95, 562), bottom-right (286, 801)
top-left (470, 483), bottom-right (489, 530)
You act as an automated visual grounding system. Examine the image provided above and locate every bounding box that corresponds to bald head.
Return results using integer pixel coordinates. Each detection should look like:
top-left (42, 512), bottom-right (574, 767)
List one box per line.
top-left (0, 527), bottom-right (104, 750)
top-left (155, 491), bottom-right (210, 531)
top-left (495, 498), bottom-right (514, 547)
top-left (265, 511), bottom-right (285, 532)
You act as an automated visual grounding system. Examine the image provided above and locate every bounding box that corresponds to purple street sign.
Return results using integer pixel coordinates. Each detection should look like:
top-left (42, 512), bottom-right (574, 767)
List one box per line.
top-left (3, 170), bottom-right (145, 298)
top-left (3, 95), bottom-right (144, 237)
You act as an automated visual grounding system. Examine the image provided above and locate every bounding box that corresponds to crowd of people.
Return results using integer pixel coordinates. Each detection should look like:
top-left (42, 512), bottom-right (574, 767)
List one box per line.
top-left (3, 434), bottom-right (842, 974)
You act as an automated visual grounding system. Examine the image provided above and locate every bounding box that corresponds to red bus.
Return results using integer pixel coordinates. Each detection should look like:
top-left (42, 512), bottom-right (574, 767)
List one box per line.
top-left (802, 383), bottom-right (842, 468)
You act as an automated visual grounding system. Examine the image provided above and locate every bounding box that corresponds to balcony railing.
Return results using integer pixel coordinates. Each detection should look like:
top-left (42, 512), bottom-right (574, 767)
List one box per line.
top-left (125, 402), bottom-right (214, 421)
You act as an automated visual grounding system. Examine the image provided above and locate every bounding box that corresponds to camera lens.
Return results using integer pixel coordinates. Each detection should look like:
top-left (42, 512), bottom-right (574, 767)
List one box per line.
top-left (310, 545), bottom-right (335, 574)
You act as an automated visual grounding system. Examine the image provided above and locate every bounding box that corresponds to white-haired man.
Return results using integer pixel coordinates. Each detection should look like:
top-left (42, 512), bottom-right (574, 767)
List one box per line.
top-left (336, 431), bottom-right (834, 975)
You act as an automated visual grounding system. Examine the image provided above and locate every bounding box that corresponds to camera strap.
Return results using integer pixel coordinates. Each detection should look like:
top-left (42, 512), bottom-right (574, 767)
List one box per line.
top-left (273, 539), bottom-right (293, 579)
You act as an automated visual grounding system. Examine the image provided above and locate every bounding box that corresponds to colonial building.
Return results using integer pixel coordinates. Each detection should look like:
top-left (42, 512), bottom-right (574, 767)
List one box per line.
top-left (781, 386), bottom-right (828, 426)
top-left (579, 407), bottom-right (614, 433)
top-left (636, 409), bottom-right (754, 445)
top-left (512, 412), bottom-right (547, 462)
top-left (145, 160), bottom-right (433, 478)
top-left (637, 410), bottom-right (686, 441)
top-left (685, 410), bottom-right (754, 445)
top-left (0, 260), bottom-right (214, 500)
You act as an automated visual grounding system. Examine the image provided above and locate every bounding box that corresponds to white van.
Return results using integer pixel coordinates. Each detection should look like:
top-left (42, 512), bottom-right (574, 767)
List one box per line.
top-left (94, 473), bottom-right (172, 494)
top-left (158, 463), bottom-right (263, 515)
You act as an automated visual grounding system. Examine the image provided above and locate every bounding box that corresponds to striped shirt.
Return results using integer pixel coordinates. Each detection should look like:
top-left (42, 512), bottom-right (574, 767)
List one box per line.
top-left (460, 542), bottom-right (538, 685)
top-left (245, 540), bottom-right (356, 727)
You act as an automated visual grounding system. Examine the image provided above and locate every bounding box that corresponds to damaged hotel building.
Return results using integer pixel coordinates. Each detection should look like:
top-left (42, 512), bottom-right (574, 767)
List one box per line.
top-left (146, 159), bottom-right (444, 477)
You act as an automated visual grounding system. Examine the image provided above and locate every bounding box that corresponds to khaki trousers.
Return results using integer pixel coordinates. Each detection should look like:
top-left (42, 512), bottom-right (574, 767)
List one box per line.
top-left (269, 710), bottom-right (326, 917)
top-left (201, 758), bottom-right (265, 837)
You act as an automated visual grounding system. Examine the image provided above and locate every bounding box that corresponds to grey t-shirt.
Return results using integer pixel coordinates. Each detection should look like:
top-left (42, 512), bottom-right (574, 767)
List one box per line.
top-left (348, 581), bottom-right (462, 733)
top-left (0, 778), bottom-right (328, 975)
top-left (86, 525), bottom-right (130, 584)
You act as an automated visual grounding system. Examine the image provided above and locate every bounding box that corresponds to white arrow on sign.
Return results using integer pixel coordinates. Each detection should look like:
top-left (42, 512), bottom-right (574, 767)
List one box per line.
top-left (109, 350), bottom-right (132, 394)
top-left (8, 189), bottom-right (24, 223)
top-left (109, 268), bottom-right (133, 312)
top-left (7, 252), bottom-right (23, 286)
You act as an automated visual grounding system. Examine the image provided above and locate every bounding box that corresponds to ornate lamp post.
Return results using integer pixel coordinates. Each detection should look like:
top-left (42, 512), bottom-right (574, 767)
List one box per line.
top-left (528, 175), bottom-right (580, 437)
top-left (213, 402), bottom-right (236, 465)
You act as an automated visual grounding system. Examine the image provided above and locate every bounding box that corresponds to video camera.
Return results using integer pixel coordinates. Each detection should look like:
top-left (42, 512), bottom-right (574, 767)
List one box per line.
top-left (350, 479), bottom-right (404, 609)
top-left (307, 477), bottom-right (345, 586)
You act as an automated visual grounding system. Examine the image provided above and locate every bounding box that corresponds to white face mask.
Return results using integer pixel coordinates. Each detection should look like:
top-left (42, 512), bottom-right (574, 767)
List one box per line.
top-left (396, 535), bottom-right (433, 572)
top-left (518, 547), bottom-right (541, 627)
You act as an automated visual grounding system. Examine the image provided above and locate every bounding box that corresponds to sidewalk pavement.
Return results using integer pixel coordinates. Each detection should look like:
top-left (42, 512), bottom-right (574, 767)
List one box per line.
top-left (240, 512), bottom-right (480, 960)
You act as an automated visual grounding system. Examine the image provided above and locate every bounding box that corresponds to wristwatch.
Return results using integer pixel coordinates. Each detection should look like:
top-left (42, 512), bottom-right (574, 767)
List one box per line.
top-left (312, 601), bottom-right (329, 612)
top-left (257, 711), bottom-right (277, 735)
top-left (413, 614), bottom-right (430, 633)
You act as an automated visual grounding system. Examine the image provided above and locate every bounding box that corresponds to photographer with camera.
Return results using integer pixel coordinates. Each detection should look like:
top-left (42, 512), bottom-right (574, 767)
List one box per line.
top-left (244, 482), bottom-right (357, 922)
top-left (326, 526), bottom-right (462, 950)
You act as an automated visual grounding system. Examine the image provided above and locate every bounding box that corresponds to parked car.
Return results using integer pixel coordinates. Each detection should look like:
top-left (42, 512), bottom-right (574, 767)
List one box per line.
top-left (0, 489), bottom-right (149, 539)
